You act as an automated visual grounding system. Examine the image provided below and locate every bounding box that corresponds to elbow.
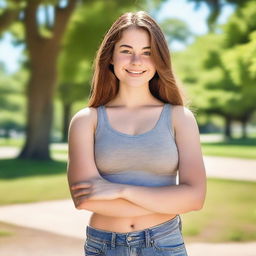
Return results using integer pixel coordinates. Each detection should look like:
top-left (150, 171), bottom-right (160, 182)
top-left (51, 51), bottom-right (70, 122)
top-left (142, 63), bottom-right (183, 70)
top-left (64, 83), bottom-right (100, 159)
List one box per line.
top-left (191, 182), bottom-right (206, 211)
top-left (193, 201), bottom-right (204, 211)
top-left (192, 194), bottom-right (206, 211)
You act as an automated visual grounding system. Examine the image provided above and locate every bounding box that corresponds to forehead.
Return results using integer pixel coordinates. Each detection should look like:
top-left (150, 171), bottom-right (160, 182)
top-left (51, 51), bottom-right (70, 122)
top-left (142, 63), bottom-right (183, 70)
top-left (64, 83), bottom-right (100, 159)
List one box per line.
top-left (116, 28), bottom-right (150, 47)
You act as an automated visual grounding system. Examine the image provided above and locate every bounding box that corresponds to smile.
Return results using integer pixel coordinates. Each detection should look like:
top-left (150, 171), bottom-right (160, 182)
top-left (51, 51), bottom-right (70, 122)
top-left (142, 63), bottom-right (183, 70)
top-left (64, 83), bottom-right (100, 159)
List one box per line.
top-left (125, 69), bottom-right (146, 74)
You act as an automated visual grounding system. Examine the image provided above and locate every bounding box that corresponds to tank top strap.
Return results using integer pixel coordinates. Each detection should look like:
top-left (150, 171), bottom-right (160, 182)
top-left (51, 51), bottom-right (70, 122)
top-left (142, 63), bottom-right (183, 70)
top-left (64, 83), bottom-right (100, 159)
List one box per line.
top-left (95, 105), bottom-right (105, 136)
top-left (159, 103), bottom-right (175, 138)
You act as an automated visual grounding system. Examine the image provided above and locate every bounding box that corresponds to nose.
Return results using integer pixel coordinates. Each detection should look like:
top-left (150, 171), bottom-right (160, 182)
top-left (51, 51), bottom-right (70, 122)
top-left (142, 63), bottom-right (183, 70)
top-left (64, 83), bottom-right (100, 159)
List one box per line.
top-left (131, 53), bottom-right (142, 65)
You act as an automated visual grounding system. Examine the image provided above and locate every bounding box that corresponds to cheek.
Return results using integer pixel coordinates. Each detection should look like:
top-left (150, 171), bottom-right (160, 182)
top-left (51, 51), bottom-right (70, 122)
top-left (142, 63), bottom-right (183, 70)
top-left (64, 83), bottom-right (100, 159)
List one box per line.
top-left (147, 58), bottom-right (155, 67)
top-left (113, 55), bottom-right (129, 66)
top-left (147, 62), bottom-right (156, 74)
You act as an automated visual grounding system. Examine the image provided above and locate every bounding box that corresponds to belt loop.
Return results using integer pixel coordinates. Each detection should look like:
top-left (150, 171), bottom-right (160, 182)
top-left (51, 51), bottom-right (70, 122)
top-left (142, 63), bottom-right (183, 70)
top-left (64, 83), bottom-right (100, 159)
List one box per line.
top-left (144, 229), bottom-right (151, 248)
top-left (111, 232), bottom-right (116, 248)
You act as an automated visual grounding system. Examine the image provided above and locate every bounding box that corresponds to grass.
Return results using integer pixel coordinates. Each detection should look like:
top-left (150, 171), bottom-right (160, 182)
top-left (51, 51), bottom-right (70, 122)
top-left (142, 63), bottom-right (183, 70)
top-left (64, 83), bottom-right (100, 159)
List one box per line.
top-left (0, 159), bottom-right (70, 205)
top-left (0, 229), bottom-right (13, 237)
top-left (0, 138), bottom-right (24, 147)
top-left (0, 158), bottom-right (67, 179)
top-left (182, 178), bottom-right (256, 242)
top-left (201, 137), bottom-right (256, 159)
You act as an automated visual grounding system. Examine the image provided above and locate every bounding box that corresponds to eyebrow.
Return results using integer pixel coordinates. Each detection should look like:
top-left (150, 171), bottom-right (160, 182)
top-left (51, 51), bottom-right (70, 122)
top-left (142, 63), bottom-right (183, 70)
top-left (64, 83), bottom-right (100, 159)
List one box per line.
top-left (119, 44), bottom-right (151, 50)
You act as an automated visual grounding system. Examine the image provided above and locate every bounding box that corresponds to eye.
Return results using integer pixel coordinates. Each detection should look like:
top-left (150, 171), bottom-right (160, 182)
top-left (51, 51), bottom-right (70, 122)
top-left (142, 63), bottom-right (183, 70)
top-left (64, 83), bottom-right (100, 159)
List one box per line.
top-left (120, 50), bottom-right (132, 54)
top-left (143, 51), bottom-right (151, 56)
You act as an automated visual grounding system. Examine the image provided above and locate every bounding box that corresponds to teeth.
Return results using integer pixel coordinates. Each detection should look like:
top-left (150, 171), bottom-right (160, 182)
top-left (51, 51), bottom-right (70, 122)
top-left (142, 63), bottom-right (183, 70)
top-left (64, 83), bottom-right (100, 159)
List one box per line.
top-left (126, 70), bottom-right (144, 74)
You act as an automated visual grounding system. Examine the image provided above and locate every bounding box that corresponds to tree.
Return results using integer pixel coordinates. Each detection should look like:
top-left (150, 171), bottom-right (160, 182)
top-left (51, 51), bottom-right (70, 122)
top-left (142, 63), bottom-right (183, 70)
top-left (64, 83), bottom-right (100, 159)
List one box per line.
top-left (19, 0), bottom-right (77, 159)
top-left (187, 0), bottom-right (251, 30)
top-left (173, 1), bottom-right (256, 138)
top-left (1, 0), bottom-right (77, 159)
top-left (0, 66), bottom-right (27, 138)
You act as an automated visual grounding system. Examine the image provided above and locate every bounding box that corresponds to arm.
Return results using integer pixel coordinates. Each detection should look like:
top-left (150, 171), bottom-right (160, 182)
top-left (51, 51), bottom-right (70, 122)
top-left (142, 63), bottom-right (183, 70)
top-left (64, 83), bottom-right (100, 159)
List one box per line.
top-left (119, 106), bottom-right (207, 214)
top-left (67, 107), bottom-right (155, 217)
top-left (79, 198), bottom-right (154, 217)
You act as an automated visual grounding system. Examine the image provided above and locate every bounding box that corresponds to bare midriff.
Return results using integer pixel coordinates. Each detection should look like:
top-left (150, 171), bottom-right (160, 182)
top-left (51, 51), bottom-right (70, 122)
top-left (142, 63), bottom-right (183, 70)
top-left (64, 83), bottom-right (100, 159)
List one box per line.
top-left (89, 212), bottom-right (177, 233)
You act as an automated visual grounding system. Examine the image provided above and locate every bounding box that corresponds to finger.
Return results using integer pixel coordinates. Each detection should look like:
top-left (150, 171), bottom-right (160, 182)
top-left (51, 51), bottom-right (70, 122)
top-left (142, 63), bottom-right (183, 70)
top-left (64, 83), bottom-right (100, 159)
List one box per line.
top-left (71, 182), bottom-right (91, 190)
top-left (73, 188), bottom-right (92, 198)
top-left (76, 194), bottom-right (91, 203)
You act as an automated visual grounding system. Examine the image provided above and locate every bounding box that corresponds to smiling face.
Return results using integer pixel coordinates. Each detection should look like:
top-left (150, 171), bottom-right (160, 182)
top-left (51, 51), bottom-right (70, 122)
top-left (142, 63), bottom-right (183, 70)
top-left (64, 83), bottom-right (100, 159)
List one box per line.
top-left (111, 27), bottom-right (156, 88)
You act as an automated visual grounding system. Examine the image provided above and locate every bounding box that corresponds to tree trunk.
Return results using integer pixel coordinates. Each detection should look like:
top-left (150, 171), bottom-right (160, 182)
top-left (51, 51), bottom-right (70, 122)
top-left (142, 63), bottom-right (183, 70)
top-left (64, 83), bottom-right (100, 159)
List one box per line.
top-left (18, 0), bottom-right (76, 160)
top-left (19, 57), bottom-right (58, 160)
top-left (62, 103), bottom-right (72, 142)
top-left (224, 116), bottom-right (232, 139)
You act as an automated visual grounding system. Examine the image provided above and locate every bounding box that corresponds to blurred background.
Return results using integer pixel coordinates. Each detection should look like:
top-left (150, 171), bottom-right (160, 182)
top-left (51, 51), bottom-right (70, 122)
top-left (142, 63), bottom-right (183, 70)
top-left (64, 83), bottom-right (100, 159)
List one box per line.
top-left (0, 0), bottom-right (255, 255)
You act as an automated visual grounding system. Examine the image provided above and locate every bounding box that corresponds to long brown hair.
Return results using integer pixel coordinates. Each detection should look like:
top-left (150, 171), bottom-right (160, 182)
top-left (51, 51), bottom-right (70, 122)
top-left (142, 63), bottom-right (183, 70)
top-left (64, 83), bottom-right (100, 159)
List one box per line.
top-left (87, 11), bottom-right (186, 107)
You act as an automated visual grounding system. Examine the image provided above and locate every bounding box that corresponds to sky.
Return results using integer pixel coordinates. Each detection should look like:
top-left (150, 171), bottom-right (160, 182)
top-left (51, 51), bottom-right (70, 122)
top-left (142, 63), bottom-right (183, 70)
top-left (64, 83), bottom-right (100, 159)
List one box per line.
top-left (0, 0), bottom-right (235, 74)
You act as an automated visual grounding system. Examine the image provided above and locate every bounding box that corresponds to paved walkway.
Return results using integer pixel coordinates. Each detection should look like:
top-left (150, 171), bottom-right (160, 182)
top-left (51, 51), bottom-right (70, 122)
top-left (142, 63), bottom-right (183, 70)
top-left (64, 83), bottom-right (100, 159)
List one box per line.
top-left (0, 199), bottom-right (255, 256)
top-left (203, 155), bottom-right (256, 181)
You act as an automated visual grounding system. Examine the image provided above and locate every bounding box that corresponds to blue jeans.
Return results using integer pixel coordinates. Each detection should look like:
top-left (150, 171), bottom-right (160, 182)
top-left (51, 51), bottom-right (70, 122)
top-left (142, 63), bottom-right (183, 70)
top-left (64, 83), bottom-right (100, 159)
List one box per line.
top-left (85, 215), bottom-right (188, 256)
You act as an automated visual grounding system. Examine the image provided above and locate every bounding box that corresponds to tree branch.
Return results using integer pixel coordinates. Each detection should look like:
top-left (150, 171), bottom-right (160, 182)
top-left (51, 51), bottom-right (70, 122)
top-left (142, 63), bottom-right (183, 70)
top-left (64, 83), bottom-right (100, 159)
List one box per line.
top-left (53, 0), bottom-right (77, 43)
top-left (24, 0), bottom-right (42, 49)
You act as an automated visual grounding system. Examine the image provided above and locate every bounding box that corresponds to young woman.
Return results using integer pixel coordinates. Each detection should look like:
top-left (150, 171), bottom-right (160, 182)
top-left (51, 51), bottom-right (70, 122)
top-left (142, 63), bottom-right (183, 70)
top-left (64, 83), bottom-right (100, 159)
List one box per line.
top-left (67, 11), bottom-right (206, 256)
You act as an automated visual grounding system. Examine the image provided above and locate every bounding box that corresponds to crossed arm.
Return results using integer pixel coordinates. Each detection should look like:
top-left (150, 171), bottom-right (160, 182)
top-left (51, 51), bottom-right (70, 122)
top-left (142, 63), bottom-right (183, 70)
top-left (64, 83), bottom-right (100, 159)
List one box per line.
top-left (67, 106), bottom-right (206, 217)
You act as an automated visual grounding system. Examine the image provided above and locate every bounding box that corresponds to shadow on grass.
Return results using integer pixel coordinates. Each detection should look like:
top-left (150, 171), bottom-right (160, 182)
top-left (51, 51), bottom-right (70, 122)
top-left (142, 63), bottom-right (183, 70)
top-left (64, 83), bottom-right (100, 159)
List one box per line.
top-left (202, 137), bottom-right (256, 146)
top-left (0, 158), bottom-right (67, 179)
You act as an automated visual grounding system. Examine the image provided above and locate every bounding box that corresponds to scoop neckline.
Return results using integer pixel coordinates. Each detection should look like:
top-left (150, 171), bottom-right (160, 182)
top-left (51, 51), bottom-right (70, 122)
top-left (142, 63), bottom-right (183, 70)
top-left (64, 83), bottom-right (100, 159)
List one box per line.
top-left (102, 103), bottom-right (167, 138)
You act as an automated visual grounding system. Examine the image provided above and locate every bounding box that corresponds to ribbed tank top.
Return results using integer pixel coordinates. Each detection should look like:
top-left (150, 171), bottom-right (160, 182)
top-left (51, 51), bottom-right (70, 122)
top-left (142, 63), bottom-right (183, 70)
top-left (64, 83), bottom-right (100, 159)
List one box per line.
top-left (94, 103), bottom-right (179, 187)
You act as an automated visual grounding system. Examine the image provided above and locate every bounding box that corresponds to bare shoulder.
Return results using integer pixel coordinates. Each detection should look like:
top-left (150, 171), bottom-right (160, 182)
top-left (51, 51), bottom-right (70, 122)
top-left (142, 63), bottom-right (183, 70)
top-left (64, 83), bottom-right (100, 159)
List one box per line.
top-left (69, 106), bottom-right (98, 134)
top-left (172, 105), bottom-right (198, 131)
top-left (67, 106), bottom-right (101, 187)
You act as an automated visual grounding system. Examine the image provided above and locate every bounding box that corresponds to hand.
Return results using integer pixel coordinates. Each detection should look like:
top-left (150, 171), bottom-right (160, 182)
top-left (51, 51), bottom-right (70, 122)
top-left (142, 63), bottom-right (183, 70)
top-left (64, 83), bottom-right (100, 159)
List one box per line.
top-left (71, 176), bottom-right (124, 202)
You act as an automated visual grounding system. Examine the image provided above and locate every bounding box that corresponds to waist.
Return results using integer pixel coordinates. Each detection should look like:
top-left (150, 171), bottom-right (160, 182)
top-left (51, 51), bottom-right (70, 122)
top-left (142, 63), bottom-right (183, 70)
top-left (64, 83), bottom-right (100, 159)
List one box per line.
top-left (86, 214), bottom-right (181, 246)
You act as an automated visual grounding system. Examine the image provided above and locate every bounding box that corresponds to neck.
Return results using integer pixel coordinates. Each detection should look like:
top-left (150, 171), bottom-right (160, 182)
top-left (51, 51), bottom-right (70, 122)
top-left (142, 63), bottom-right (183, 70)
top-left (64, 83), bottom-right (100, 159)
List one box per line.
top-left (109, 84), bottom-right (161, 108)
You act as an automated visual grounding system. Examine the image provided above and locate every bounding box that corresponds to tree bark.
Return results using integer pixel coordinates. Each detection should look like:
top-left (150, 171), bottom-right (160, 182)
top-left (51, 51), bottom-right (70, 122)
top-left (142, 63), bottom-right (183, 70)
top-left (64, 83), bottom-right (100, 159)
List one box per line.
top-left (18, 0), bottom-right (76, 160)
top-left (19, 50), bottom-right (58, 159)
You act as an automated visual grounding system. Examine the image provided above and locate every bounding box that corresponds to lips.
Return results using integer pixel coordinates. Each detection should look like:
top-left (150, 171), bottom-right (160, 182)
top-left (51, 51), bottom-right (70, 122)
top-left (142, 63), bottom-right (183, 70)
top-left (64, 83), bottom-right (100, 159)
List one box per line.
top-left (125, 69), bottom-right (146, 74)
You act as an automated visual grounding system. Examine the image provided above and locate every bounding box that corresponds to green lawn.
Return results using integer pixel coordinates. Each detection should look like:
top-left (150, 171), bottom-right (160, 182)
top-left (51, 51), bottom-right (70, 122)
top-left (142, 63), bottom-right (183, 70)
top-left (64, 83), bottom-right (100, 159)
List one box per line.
top-left (0, 158), bottom-right (256, 242)
top-left (0, 138), bottom-right (24, 147)
top-left (0, 159), bottom-right (70, 205)
top-left (182, 178), bottom-right (256, 242)
top-left (201, 137), bottom-right (256, 159)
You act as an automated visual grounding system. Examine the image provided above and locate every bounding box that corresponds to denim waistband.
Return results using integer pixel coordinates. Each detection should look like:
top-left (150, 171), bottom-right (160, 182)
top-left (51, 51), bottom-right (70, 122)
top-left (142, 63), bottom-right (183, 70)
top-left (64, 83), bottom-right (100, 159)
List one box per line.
top-left (86, 215), bottom-right (182, 248)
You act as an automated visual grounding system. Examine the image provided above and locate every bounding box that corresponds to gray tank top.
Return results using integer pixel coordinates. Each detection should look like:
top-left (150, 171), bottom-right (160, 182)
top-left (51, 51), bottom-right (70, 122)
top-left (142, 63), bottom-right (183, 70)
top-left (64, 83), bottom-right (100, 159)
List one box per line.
top-left (94, 103), bottom-right (179, 187)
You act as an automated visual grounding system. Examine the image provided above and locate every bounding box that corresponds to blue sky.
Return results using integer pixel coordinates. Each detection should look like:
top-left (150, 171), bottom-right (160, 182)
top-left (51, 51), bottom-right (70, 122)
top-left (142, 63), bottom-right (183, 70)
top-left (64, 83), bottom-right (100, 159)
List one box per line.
top-left (0, 0), bottom-right (234, 74)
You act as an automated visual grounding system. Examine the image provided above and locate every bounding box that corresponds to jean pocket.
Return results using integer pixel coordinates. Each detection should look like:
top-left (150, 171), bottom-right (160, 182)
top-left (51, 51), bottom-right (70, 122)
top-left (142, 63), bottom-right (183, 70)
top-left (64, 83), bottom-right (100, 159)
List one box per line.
top-left (84, 237), bottom-right (105, 256)
top-left (152, 231), bottom-right (187, 255)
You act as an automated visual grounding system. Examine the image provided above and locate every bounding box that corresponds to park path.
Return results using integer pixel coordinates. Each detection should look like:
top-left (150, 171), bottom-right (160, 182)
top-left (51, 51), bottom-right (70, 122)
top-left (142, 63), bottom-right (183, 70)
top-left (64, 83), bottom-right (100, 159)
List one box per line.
top-left (0, 199), bottom-right (255, 256)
